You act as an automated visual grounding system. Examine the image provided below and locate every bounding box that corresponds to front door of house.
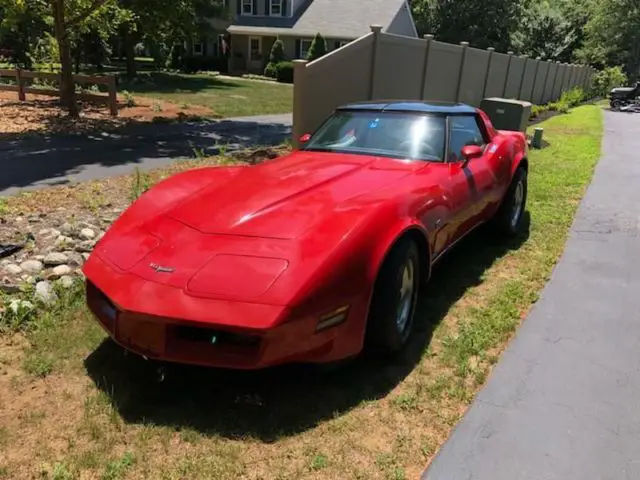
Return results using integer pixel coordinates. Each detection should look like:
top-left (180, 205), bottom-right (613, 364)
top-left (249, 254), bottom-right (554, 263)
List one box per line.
top-left (248, 36), bottom-right (263, 72)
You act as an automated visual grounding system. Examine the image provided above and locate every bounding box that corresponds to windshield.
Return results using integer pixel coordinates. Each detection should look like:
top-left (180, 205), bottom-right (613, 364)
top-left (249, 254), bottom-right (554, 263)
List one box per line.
top-left (302, 111), bottom-right (446, 162)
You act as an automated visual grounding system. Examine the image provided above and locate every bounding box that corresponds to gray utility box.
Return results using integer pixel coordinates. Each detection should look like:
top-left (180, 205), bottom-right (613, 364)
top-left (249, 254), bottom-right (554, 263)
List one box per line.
top-left (480, 98), bottom-right (532, 133)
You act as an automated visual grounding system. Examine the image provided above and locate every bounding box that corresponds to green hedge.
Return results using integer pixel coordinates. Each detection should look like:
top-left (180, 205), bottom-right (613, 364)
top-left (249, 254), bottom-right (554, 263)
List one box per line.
top-left (529, 87), bottom-right (586, 120)
top-left (263, 61), bottom-right (293, 83)
top-left (275, 61), bottom-right (294, 83)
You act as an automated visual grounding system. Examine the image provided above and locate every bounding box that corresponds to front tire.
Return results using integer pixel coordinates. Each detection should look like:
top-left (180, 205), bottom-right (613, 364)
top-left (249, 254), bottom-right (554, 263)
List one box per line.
top-left (611, 99), bottom-right (624, 110)
top-left (494, 167), bottom-right (528, 236)
top-left (365, 237), bottom-right (421, 355)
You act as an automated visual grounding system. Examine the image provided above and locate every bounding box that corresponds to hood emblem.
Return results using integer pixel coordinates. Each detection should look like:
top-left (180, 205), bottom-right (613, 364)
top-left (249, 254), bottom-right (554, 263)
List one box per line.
top-left (149, 263), bottom-right (175, 273)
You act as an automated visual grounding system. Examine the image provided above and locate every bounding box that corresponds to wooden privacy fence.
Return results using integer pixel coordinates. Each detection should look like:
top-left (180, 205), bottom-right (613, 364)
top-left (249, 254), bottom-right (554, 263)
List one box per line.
top-left (292, 25), bottom-right (595, 144)
top-left (0, 69), bottom-right (118, 116)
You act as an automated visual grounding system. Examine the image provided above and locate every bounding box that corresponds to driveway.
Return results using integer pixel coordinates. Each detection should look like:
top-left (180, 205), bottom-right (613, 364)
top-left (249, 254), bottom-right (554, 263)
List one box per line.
top-left (423, 109), bottom-right (640, 479)
top-left (0, 113), bottom-right (292, 196)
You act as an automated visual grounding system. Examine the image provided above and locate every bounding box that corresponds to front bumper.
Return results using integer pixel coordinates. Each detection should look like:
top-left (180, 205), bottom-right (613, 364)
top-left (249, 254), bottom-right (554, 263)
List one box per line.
top-left (84, 254), bottom-right (355, 369)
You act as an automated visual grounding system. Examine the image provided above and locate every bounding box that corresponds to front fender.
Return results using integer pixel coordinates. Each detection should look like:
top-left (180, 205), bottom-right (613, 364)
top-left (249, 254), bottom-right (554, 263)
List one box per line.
top-left (368, 218), bottom-right (431, 286)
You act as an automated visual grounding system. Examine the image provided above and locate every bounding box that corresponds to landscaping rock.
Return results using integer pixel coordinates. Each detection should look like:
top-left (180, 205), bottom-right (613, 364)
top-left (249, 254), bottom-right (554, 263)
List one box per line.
top-left (43, 252), bottom-right (68, 266)
top-left (67, 253), bottom-right (84, 268)
top-left (79, 221), bottom-right (99, 230)
top-left (54, 235), bottom-right (75, 250)
top-left (50, 265), bottom-right (72, 279)
top-left (59, 276), bottom-right (74, 288)
top-left (4, 264), bottom-right (22, 275)
top-left (79, 228), bottom-right (95, 240)
top-left (35, 281), bottom-right (57, 305)
top-left (75, 241), bottom-right (94, 253)
top-left (60, 222), bottom-right (78, 237)
top-left (20, 259), bottom-right (44, 274)
top-left (0, 278), bottom-right (20, 294)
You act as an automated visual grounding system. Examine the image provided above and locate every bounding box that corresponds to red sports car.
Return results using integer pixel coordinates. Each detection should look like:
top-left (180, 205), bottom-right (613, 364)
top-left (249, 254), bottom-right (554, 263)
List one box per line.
top-left (83, 101), bottom-right (528, 369)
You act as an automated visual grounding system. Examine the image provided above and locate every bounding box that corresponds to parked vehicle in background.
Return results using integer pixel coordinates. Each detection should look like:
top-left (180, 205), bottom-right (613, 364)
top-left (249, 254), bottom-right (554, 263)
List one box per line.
top-left (84, 101), bottom-right (529, 371)
top-left (609, 82), bottom-right (640, 109)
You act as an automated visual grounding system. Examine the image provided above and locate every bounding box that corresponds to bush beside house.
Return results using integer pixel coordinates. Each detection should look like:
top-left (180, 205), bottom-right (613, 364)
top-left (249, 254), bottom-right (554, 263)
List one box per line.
top-left (263, 38), bottom-right (294, 84)
top-left (306, 33), bottom-right (327, 62)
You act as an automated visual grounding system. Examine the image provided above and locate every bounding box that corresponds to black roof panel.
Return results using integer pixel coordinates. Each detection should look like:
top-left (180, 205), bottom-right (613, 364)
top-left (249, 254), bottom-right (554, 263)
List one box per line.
top-left (338, 100), bottom-right (476, 114)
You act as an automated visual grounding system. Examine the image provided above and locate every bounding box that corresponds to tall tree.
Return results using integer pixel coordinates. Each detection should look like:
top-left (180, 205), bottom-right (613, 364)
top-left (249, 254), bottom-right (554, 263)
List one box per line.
top-left (2, 0), bottom-right (115, 115)
top-left (411, 0), bottom-right (526, 51)
top-left (512, 2), bottom-right (574, 61)
top-left (579, 0), bottom-right (640, 78)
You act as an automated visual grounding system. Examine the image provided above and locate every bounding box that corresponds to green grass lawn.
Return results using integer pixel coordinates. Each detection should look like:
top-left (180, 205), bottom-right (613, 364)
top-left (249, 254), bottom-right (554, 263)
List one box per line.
top-left (118, 72), bottom-right (293, 118)
top-left (0, 104), bottom-right (602, 480)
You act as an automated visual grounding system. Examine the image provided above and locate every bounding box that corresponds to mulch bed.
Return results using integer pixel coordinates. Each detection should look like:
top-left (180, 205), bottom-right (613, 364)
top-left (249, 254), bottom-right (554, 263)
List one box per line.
top-left (0, 90), bottom-right (216, 136)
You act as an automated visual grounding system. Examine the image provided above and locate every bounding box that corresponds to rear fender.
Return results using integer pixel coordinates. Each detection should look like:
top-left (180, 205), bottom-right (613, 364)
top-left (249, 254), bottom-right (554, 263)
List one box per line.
top-left (500, 132), bottom-right (528, 178)
top-left (512, 149), bottom-right (528, 178)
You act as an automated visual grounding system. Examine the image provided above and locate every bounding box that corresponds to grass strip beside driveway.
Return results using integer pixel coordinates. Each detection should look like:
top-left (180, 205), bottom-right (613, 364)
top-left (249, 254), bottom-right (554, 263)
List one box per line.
top-left (0, 104), bottom-right (603, 480)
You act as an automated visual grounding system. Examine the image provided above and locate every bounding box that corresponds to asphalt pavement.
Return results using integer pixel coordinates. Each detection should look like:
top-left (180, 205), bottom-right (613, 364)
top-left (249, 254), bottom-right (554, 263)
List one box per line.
top-left (0, 113), bottom-right (292, 196)
top-left (423, 109), bottom-right (640, 479)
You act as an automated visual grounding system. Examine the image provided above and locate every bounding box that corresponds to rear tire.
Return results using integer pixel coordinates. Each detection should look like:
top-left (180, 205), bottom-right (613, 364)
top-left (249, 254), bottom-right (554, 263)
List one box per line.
top-left (494, 167), bottom-right (528, 237)
top-left (365, 237), bottom-right (420, 355)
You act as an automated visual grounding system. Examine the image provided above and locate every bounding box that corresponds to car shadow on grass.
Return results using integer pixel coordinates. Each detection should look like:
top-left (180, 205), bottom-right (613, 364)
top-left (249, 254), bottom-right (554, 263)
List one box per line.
top-left (84, 214), bottom-right (530, 442)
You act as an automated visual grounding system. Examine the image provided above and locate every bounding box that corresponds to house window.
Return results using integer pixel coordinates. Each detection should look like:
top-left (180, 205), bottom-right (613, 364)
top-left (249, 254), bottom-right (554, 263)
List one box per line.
top-left (270, 0), bottom-right (282, 16)
top-left (242, 0), bottom-right (253, 15)
top-left (192, 42), bottom-right (204, 56)
top-left (300, 39), bottom-right (312, 59)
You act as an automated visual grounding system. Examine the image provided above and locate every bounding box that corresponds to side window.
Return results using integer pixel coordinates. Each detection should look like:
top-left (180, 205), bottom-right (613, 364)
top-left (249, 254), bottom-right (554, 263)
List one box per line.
top-left (447, 115), bottom-right (487, 162)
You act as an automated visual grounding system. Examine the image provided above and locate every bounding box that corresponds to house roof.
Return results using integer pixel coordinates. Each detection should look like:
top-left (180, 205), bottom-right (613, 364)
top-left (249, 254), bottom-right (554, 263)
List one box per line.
top-left (338, 101), bottom-right (477, 115)
top-left (228, 0), bottom-right (410, 39)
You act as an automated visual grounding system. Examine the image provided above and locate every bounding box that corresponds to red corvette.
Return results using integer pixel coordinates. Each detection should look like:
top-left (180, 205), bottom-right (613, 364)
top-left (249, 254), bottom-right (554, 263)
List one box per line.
top-left (83, 101), bottom-right (528, 369)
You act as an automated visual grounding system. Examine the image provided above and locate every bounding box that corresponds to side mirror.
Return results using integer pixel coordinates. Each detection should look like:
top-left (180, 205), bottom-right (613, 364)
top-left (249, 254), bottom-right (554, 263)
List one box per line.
top-left (299, 133), bottom-right (312, 144)
top-left (461, 145), bottom-right (483, 164)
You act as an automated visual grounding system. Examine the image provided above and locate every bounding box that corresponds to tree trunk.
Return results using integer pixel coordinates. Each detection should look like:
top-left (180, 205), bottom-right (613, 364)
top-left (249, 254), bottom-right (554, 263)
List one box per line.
top-left (124, 30), bottom-right (137, 77)
top-left (52, 0), bottom-right (78, 117)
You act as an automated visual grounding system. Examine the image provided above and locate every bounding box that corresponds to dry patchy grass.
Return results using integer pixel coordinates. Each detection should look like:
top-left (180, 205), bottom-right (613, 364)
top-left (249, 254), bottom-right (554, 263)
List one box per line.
top-left (0, 105), bottom-right (603, 480)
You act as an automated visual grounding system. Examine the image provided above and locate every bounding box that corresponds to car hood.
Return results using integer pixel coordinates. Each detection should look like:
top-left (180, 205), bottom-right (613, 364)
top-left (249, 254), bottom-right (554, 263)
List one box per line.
top-left (165, 151), bottom-right (418, 240)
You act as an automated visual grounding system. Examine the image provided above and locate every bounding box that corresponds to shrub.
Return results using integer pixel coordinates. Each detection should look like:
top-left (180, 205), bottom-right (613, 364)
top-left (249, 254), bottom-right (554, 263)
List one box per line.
top-left (306, 33), bottom-right (327, 62)
top-left (559, 87), bottom-right (585, 108)
top-left (530, 104), bottom-right (544, 119)
top-left (269, 38), bottom-right (286, 64)
top-left (275, 61), bottom-right (294, 83)
top-left (591, 66), bottom-right (628, 97)
top-left (264, 62), bottom-right (278, 78)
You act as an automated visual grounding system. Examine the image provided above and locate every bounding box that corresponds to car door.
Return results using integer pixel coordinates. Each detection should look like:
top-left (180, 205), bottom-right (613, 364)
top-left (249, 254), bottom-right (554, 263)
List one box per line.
top-left (446, 114), bottom-right (498, 241)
